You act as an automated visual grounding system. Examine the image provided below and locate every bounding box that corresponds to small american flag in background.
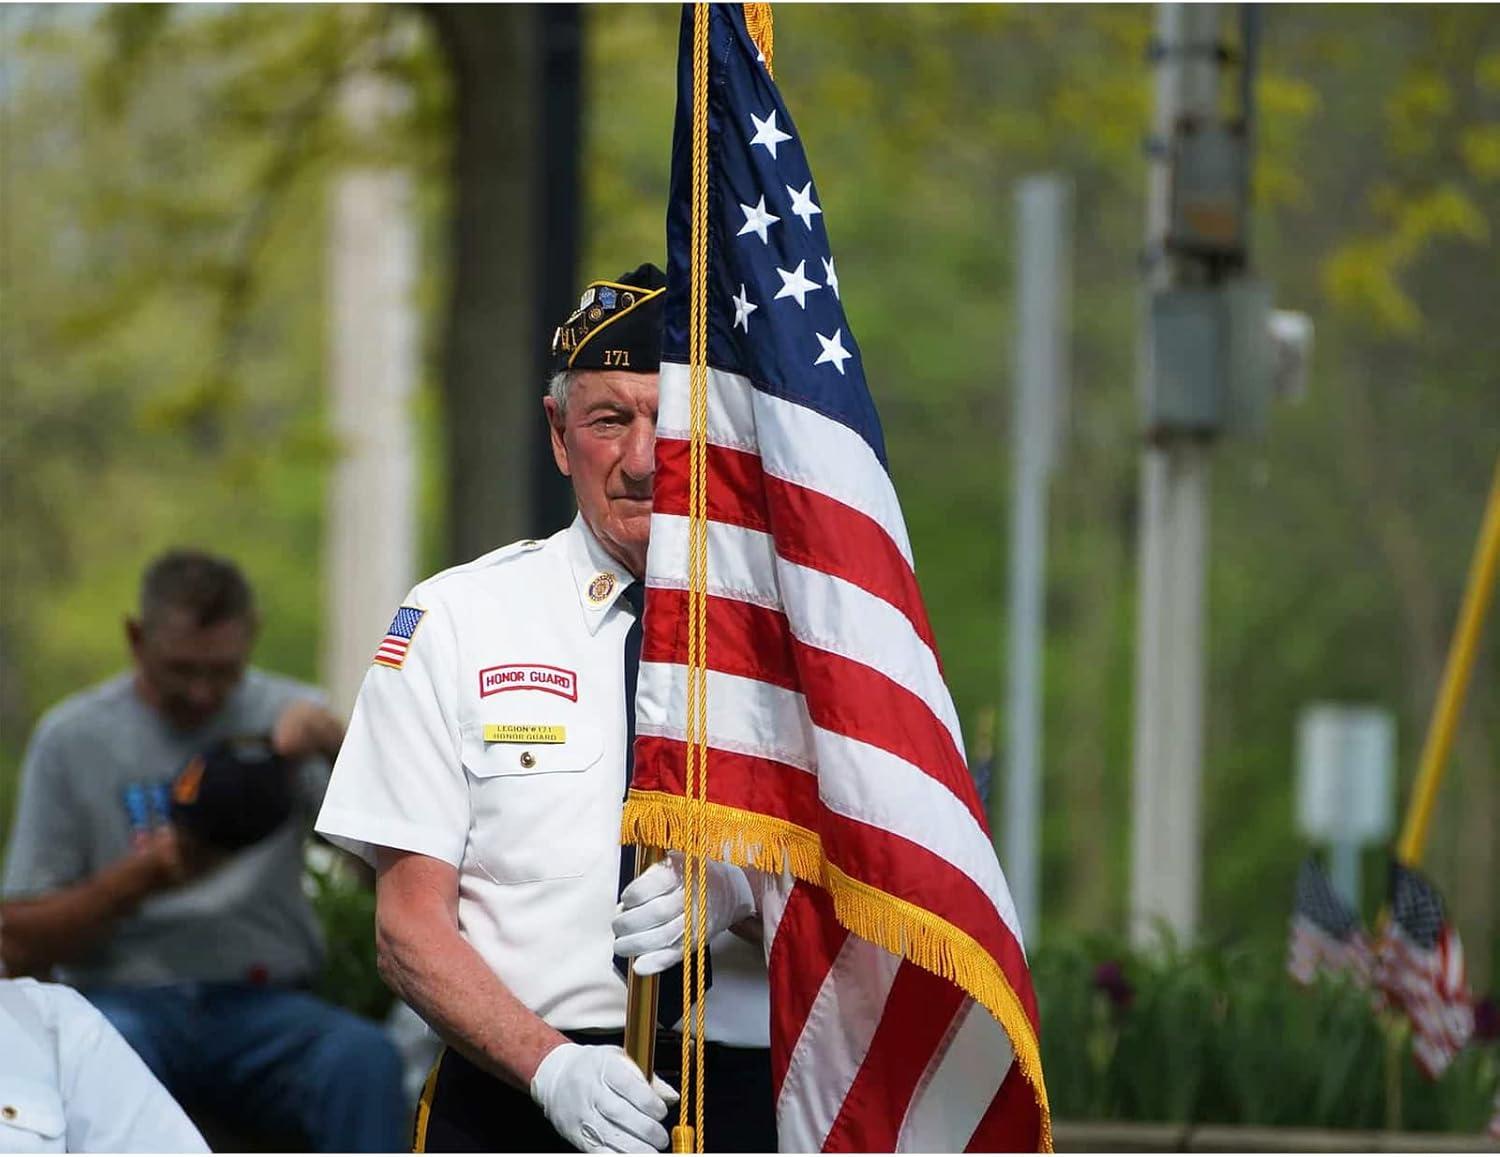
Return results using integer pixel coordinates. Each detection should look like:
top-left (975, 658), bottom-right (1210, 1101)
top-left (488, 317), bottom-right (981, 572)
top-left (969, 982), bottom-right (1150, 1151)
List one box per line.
top-left (1377, 860), bottom-right (1474, 1080)
top-left (373, 606), bottom-right (425, 671)
top-left (626, 5), bottom-right (1047, 1150)
top-left (1287, 856), bottom-right (1374, 987)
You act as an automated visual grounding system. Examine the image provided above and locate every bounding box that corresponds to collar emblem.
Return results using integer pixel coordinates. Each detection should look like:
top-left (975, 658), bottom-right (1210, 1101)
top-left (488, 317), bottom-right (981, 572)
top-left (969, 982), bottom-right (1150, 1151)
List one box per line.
top-left (587, 572), bottom-right (617, 604)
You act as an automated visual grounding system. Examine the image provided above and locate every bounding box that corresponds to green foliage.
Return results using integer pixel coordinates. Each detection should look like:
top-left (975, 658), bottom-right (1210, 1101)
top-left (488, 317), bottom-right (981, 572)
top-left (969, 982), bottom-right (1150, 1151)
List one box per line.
top-left (2, 3), bottom-right (1498, 1009)
top-left (305, 855), bottom-right (392, 1023)
top-left (1036, 939), bottom-right (1500, 1132)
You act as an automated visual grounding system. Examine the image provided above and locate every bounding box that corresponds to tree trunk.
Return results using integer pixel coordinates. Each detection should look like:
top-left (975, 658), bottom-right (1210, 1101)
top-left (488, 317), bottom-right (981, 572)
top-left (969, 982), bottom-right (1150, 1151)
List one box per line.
top-left (425, 4), bottom-right (541, 567)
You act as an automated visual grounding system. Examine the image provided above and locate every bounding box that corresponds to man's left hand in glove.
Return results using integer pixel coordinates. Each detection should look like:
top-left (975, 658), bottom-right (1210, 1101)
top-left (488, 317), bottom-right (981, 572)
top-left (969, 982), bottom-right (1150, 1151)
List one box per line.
top-left (611, 854), bottom-right (759, 975)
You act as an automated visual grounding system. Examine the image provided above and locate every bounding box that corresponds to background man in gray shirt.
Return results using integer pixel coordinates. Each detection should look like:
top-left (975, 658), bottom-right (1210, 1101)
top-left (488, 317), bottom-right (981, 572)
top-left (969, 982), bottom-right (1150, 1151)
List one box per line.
top-left (1, 549), bottom-right (406, 1152)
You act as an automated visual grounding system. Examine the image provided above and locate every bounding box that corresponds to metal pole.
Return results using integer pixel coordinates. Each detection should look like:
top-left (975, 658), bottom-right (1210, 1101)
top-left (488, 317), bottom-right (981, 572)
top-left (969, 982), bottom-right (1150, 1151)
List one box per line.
top-left (1128, 3), bottom-right (1223, 948)
top-left (324, 57), bottom-right (418, 716)
top-left (1002, 175), bottom-right (1070, 947)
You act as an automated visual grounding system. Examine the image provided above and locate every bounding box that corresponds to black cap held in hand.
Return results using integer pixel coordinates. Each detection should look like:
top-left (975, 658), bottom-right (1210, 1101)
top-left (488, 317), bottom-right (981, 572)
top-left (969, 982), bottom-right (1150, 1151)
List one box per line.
top-left (549, 263), bottom-right (668, 375)
top-left (170, 735), bottom-right (296, 852)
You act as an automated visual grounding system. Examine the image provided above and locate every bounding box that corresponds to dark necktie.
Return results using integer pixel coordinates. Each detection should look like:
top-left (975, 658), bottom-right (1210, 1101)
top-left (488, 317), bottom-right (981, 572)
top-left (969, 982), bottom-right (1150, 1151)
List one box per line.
top-left (614, 580), bottom-right (709, 1028)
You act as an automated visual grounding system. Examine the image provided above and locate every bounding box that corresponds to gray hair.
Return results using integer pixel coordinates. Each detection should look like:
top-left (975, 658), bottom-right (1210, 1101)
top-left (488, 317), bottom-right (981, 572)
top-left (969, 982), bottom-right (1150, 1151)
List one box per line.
top-left (546, 370), bottom-right (575, 419)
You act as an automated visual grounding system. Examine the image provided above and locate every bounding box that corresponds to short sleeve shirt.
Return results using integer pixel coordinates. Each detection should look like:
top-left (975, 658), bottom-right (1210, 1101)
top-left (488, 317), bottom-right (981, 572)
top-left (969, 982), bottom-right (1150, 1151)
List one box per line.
top-left (2, 670), bottom-right (332, 989)
top-left (317, 517), bottom-right (769, 1040)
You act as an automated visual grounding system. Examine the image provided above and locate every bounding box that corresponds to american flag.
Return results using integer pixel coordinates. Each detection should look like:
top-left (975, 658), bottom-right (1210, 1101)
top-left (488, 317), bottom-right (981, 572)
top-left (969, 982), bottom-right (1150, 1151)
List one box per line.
top-left (1286, 856), bottom-right (1374, 987)
top-left (372, 605), bottom-right (425, 671)
top-left (626, 5), bottom-right (1048, 1150)
top-left (1376, 861), bottom-right (1474, 1080)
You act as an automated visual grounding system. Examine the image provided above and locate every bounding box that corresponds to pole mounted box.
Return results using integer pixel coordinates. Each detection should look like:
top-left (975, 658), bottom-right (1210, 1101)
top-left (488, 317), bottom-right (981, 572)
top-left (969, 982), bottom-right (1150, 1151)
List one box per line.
top-left (1168, 121), bottom-right (1249, 263)
top-left (1146, 279), bottom-right (1272, 439)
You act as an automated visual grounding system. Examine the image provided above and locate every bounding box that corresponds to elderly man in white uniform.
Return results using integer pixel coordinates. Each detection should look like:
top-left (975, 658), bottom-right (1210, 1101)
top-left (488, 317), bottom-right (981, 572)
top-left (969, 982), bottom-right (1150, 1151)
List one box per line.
top-left (315, 265), bottom-right (774, 1154)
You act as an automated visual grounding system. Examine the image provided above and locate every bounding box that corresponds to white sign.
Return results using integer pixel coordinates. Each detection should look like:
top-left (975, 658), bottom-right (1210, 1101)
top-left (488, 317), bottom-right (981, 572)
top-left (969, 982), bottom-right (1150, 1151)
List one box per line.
top-left (1295, 703), bottom-right (1395, 845)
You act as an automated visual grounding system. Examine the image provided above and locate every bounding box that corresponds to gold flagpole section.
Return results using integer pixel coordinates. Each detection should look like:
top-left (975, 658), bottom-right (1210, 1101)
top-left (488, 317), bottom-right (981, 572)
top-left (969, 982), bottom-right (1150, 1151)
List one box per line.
top-left (1395, 455), bottom-right (1500, 868)
top-left (623, 845), bottom-right (666, 1078)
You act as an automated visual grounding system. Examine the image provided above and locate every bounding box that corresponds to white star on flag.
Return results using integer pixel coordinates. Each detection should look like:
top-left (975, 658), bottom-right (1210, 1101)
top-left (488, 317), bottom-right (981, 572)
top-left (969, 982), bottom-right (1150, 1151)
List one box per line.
top-left (814, 328), bottom-right (853, 375)
top-left (786, 182), bottom-right (823, 230)
top-left (732, 284), bottom-right (759, 332)
top-left (822, 256), bottom-right (840, 301)
top-left (773, 261), bottom-right (821, 309)
top-left (736, 196), bottom-right (780, 245)
top-left (748, 110), bottom-right (793, 159)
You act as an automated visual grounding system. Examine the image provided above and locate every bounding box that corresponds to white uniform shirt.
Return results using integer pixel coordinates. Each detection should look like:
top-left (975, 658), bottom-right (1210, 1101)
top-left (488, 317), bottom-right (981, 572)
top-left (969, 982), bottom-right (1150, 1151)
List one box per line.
top-left (0, 979), bottom-right (208, 1153)
top-left (316, 517), bottom-right (769, 1044)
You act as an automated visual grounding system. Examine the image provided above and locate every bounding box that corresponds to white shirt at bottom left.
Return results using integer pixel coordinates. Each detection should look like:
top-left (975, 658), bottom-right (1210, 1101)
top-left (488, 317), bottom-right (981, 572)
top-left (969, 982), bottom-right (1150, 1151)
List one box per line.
top-left (0, 979), bottom-right (207, 1153)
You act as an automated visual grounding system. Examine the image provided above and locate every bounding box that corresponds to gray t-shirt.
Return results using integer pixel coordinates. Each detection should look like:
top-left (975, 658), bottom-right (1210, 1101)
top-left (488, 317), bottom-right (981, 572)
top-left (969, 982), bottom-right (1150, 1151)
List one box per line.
top-left (2, 670), bottom-right (332, 989)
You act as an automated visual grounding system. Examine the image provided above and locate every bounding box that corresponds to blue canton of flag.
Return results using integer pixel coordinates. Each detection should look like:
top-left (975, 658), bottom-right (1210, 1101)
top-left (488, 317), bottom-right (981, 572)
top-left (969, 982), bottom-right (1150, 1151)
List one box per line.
top-left (661, 9), bottom-right (886, 470)
top-left (373, 606), bottom-right (425, 671)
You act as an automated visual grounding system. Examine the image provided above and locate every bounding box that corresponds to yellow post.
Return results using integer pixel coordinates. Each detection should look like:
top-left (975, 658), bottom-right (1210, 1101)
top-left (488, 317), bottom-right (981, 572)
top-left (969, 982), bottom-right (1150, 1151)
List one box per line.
top-left (1394, 456), bottom-right (1500, 867)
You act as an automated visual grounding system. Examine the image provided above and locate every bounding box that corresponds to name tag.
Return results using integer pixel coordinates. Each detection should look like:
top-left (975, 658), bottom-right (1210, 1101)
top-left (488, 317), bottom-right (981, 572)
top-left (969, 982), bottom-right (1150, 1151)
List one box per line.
top-left (483, 724), bottom-right (567, 745)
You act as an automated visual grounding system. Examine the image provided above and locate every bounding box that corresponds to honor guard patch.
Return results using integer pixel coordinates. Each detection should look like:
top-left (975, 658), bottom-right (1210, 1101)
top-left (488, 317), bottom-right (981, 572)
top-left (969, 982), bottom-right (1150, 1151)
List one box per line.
top-left (374, 606), bottom-right (425, 670)
top-left (479, 664), bottom-right (579, 701)
top-left (587, 572), bottom-right (617, 604)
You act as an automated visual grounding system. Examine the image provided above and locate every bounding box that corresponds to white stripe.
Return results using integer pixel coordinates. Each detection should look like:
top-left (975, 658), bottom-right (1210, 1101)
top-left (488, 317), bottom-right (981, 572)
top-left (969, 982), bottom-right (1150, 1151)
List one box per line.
top-left (776, 555), bottom-right (964, 761)
top-left (895, 1000), bottom-right (1013, 1151)
top-left (646, 513), bottom-right (783, 612)
top-left (815, 728), bottom-right (1024, 951)
top-left (775, 918), bottom-right (903, 1151)
top-left (635, 661), bottom-right (1023, 951)
top-left (645, 514), bottom-right (963, 758)
top-left (657, 362), bottom-right (914, 565)
top-left (636, 662), bottom-right (816, 773)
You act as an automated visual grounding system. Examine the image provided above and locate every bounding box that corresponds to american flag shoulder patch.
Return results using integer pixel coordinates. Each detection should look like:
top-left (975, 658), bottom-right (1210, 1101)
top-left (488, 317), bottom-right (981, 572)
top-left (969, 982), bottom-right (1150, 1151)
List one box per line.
top-left (373, 605), bottom-right (426, 670)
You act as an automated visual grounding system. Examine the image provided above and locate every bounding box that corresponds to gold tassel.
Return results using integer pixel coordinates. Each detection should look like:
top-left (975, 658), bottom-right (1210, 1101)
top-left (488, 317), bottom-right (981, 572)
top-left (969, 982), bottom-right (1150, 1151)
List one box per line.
top-left (743, 2), bottom-right (774, 76)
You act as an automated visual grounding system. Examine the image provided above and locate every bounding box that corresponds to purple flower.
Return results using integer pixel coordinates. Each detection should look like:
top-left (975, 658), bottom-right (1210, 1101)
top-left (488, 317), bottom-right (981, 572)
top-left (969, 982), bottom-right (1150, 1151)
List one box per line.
top-left (1093, 960), bottom-right (1135, 1011)
top-left (1473, 996), bottom-right (1500, 1043)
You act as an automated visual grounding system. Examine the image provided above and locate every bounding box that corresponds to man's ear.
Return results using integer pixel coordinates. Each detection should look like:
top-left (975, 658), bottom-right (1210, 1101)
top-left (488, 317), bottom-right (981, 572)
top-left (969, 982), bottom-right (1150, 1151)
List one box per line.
top-left (543, 396), bottom-right (571, 478)
top-left (125, 616), bottom-right (144, 657)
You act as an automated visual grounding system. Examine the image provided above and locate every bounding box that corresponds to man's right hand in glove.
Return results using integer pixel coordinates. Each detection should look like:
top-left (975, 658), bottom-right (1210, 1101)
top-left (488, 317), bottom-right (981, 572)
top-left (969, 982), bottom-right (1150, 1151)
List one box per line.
top-left (530, 1042), bottom-right (679, 1153)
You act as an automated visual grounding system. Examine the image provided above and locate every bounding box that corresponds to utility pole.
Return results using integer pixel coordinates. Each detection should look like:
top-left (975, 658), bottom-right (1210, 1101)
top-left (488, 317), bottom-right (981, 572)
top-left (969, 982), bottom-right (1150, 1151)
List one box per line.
top-left (324, 45), bottom-right (418, 716)
top-left (1129, 3), bottom-right (1230, 947)
top-left (1001, 175), bottom-right (1071, 948)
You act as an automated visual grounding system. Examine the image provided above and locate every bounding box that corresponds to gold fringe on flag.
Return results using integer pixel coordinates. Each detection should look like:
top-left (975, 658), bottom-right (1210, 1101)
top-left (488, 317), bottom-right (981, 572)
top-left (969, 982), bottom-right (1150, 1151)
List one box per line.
top-left (622, 790), bottom-right (1055, 1151)
top-left (743, 2), bottom-right (774, 77)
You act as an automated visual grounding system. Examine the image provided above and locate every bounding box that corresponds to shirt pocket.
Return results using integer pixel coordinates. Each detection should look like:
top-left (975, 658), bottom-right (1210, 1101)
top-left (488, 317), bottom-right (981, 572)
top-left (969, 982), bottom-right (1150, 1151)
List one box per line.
top-left (0, 1077), bottom-right (66, 1152)
top-left (461, 718), bottom-right (606, 884)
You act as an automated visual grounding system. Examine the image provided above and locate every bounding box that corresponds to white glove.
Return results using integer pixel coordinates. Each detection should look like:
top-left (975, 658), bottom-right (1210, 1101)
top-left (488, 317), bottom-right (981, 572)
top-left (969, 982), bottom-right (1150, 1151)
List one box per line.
top-left (530, 1042), bottom-right (678, 1153)
top-left (612, 853), bottom-right (757, 976)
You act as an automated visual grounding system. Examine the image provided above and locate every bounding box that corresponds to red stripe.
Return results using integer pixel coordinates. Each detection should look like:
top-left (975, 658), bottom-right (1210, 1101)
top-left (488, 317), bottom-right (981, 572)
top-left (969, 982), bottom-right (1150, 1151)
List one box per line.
top-left (820, 810), bottom-right (1040, 1035)
top-left (654, 437), bottom-right (939, 655)
top-left (631, 734), bottom-right (821, 834)
top-left (642, 588), bottom-right (799, 692)
top-left (767, 881), bottom-right (848, 1105)
top-left (641, 590), bottom-right (987, 829)
top-left (822, 962), bottom-right (966, 1152)
top-left (964, 1061), bottom-right (1041, 1152)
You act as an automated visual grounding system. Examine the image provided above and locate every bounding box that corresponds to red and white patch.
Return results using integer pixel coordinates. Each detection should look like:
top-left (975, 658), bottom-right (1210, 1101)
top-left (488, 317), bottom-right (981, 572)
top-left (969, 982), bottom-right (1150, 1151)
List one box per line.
top-left (478, 664), bottom-right (578, 702)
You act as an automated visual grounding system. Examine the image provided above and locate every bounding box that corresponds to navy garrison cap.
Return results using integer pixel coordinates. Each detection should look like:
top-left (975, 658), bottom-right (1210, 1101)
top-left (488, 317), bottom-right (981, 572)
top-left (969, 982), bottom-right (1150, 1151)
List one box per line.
top-left (550, 263), bottom-right (667, 375)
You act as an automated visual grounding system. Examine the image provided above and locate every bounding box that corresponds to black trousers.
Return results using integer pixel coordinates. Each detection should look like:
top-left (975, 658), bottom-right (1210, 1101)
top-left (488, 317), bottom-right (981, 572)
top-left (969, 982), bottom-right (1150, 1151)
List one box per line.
top-left (414, 1029), bottom-right (777, 1153)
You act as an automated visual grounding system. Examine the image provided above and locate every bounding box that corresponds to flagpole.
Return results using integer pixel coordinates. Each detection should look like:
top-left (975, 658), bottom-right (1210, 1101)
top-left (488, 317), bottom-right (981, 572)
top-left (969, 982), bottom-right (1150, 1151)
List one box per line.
top-left (1394, 455), bottom-right (1500, 868)
top-left (623, 845), bottom-right (666, 1078)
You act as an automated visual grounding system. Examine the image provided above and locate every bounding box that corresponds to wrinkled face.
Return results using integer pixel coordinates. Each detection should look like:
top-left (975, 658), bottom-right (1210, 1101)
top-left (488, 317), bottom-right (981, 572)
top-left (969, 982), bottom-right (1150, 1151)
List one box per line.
top-left (128, 608), bottom-right (256, 732)
top-left (545, 369), bottom-right (660, 578)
